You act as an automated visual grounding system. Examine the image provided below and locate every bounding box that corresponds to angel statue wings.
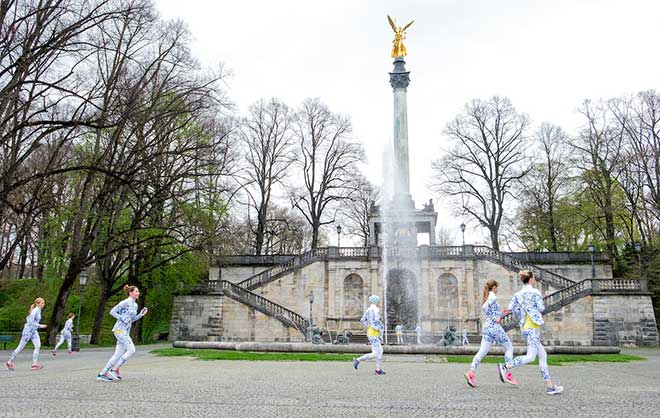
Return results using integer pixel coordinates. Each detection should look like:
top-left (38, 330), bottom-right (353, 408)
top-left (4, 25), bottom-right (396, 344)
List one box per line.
top-left (387, 15), bottom-right (414, 58)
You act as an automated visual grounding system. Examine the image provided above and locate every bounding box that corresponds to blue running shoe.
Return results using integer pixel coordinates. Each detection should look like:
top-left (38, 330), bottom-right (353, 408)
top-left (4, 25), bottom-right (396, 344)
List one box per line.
top-left (375, 369), bottom-right (386, 375)
top-left (353, 358), bottom-right (359, 370)
top-left (97, 373), bottom-right (114, 382)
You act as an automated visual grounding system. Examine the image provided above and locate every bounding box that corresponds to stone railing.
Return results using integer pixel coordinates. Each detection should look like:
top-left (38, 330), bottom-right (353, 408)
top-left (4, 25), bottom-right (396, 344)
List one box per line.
top-left (337, 247), bottom-right (370, 258)
top-left (207, 280), bottom-right (310, 338)
top-left (504, 251), bottom-right (610, 265)
top-left (238, 248), bottom-right (329, 290)
top-left (471, 246), bottom-right (576, 289)
top-left (501, 278), bottom-right (649, 331)
top-left (232, 245), bottom-right (600, 293)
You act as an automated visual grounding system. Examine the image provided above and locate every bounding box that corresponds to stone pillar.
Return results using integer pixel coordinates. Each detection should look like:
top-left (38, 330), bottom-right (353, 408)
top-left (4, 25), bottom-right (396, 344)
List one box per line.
top-left (389, 57), bottom-right (413, 208)
top-left (328, 263), bottom-right (336, 317)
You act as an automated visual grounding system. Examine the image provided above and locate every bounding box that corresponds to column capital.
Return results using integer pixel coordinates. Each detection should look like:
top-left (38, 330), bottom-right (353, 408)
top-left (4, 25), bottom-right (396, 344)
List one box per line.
top-left (389, 57), bottom-right (410, 89)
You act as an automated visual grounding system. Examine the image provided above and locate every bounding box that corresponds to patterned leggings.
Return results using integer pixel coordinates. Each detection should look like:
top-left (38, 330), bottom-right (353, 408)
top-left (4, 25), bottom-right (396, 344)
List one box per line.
top-left (101, 330), bottom-right (136, 373)
top-left (357, 337), bottom-right (383, 369)
top-left (9, 331), bottom-right (40, 364)
top-left (508, 328), bottom-right (551, 382)
top-left (470, 325), bottom-right (513, 371)
top-left (54, 332), bottom-right (72, 352)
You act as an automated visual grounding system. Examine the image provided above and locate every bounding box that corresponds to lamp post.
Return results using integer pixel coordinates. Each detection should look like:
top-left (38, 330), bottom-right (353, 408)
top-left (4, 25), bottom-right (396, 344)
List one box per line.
top-left (308, 291), bottom-right (315, 342)
top-left (72, 268), bottom-right (88, 352)
top-left (460, 223), bottom-right (466, 246)
top-left (336, 224), bottom-right (342, 248)
top-left (634, 241), bottom-right (642, 276)
top-left (588, 243), bottom-right (596, 279)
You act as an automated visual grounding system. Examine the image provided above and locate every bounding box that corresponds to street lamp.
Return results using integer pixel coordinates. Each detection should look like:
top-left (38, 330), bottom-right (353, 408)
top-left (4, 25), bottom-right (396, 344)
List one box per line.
top-left (72, 268), bottom-right (88, 352)
top-left (588, 243), bottom-right (596, 279)
top-left (308, 291), bottom-right (315, 342)
top-left (460, 223), bottom-right (466, 246)
top-left (336, 224), bottom-right (342, 248)
top-left (634, 241), bottom-right (642, 276)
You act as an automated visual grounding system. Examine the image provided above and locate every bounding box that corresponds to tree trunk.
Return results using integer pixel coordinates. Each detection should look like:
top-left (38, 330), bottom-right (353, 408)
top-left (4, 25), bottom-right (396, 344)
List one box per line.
top-left (490, 227), bottom-right (500, 252)
top-left (91, 284), bottom-right (112, 345)
top-left (311, 219), bottom-right (320, 250)
top-left (46, 258), bottom-right (84, 345)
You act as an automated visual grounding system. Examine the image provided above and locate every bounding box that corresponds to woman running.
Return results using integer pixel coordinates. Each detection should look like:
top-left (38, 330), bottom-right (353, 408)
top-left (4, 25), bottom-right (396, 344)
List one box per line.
top-left (465, 280), bottom-right (518, 387)
top-left (500, 271), bottom-right (564, 395)
top-left (52, 312), bottom-right (75, 356)
top-left (352, 295), bottom-right (386, 375)
top-left (6, 297), bottom-right (47, 371)
top-left (97, 285), bottom-right (148, 382)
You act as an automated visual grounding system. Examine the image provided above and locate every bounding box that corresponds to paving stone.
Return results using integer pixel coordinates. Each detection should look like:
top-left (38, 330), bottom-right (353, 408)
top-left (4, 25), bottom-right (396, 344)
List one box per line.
top-left (1, 346), bottom-right (659, 417)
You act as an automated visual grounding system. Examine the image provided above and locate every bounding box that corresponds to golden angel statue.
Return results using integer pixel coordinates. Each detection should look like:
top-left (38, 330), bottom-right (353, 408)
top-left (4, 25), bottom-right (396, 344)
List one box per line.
top-left (387, 15), bottom-right (414, 58)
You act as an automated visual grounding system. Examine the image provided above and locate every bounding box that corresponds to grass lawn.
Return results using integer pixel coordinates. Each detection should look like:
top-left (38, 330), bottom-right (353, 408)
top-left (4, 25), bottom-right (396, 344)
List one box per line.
top-left (444, 353), bottom-right (645, 366)
top-left (150, 348), bottom-right (646, 365)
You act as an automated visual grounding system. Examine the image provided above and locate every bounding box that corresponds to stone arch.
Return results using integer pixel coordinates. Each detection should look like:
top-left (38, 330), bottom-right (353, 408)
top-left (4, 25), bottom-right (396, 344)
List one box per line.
top-left (437, 273), bottom-right (459, 324)
top-left (386, 268), bottom-right (418, 329)
top-left (343, 273), bottom-right (364, 317)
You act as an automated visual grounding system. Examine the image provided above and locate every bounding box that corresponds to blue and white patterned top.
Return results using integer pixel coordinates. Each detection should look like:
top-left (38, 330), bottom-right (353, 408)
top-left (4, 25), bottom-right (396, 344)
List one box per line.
top-left (508, 284), bottom-right (545, 328)
top-left (110, 298), bottom-right (145, 332)
top-left (22, 307), bottom-right (42, 335)
top-left (62, 318), bottom-right (73, 335)
top-left (482, 292), bottom-right (503, 328)
top-left (360, 304), bottom-right (384, 334)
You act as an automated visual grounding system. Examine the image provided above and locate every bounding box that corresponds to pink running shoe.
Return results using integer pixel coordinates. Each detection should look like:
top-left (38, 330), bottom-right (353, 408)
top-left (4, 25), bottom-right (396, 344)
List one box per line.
top-left (6, 361), bottom-right (14, 371)
top-left (464, 371), bottom-right (476, 388)
top-left (505, 371), bottom-right (519, 386)
top-left (31, 363), bottom-right (43, 371)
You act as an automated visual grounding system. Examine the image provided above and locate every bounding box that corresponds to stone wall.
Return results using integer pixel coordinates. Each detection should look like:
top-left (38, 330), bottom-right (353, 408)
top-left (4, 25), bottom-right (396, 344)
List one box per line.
top-left (169, 295), bottom-right (222, 341)
top-left (173, 254), bottom-right (658, 346)
top-left (220, 296), bottom-right (303, 342)
top-left (592, 294), bottom-right (658, 346)
top-left (170, 294), bottom-right (304, 342)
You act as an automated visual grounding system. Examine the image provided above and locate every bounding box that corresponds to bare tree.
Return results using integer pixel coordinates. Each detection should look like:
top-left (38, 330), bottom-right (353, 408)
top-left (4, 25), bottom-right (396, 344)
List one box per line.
top-left (436, 225), bottom-right (457, 247)
top-left (289, 98), bottom-right (365, 249)
top-left (340, 174), bottom-right (379, 247)
top-left (570, 99), bottom-right (626, 268)
top-left (611, 91), bottom-right (660, 244)
top-left (239, 99), bottom-right (294, 255)
top-left (432, 97), bottom-right (531, 251)
top-left (516, 123), bottom-right (572, 251)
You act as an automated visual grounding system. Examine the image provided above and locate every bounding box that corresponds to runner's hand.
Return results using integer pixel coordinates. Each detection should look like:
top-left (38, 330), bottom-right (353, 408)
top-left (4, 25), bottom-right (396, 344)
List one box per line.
top-left (140, 307), bottom-right (148, 316)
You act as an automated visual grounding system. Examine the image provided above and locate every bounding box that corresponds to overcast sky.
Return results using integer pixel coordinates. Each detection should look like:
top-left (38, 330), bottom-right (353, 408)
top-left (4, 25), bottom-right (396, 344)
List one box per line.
top-left (155, 0), bottom-right (659, 247)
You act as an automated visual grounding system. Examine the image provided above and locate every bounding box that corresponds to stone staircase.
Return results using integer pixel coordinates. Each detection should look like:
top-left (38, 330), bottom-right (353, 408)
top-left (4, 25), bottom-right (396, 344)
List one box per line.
top-left (210, 246), bottom-right (614, 341)
top-left (471, 246), bottom-right (576, 290)
top-left (237, 248), bottom-right (331, 290)
top-left (207, 279), bottom-right (310, 338)
top-left (500, 278), bottom-right (650, 331)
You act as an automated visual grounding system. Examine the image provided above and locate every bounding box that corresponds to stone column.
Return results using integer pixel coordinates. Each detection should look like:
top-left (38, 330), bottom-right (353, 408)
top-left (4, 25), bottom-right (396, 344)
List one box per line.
top-left (389, 57), bottom-right (414, 208)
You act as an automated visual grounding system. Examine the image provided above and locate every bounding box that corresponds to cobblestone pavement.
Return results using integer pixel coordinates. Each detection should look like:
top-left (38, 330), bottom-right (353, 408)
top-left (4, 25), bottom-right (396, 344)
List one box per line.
top-left (1, 346), bottom-right (659, 417)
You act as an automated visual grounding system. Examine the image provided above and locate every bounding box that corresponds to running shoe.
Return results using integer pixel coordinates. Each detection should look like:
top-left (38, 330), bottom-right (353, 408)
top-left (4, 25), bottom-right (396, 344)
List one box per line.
top-left (497, 363), bottom-right (507, 383)
top-left (505, 371), bottom-right (519, 386)
top-left (374, 369), bottom-right (386, 375)
top-left (546, 385), bottom-right (564, 395)
top-left (108, 368), bottom-right (122, 380)
top-left (31, 363), bottom-right (43, 371)
top-left (51, 350), bottom-right (57, 356)
top-left (353, 358), bottom-right (359, 370)
top-left (97, 373), bottom-right (114, 382)
top-left (464, 371), bottom-right (476, 388)
top-left (6, 361), bottom-right (14, 371)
